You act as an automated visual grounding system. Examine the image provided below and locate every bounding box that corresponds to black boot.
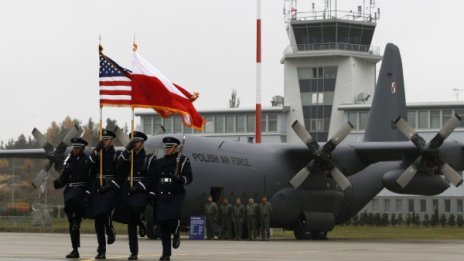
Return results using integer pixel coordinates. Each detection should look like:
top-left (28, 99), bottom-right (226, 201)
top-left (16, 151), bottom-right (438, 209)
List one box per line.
top-left (107, 226), bottom-right (116, 244)
top-left (173, 231), bottom-right (180, 249)
top-left (139, 220), bottom-right (146, 237)
top-left (128, 253), bottom-right (138, 260)
top-left (66, 249), bottom-right (79, 258)
top-left (159, 256), bottom-right (170, 261)
top-left (95, 251), bottom-right (106, 259)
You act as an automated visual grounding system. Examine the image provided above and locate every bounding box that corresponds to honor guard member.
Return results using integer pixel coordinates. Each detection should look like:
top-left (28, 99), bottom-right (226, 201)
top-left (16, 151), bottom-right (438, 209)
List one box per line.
top-left (259, 196), bottom-right (273, 241)
top-left (204, 195), bottom-right (218, 240)
top-left (89, 129), bottom-right (119, 260)
top-left (246, 197), bottom-right (259, 241)
top-left (53, 137), bottom-right (92, 259)
top-left (232, 197), bottom-right (245, 240)
top-left (150, 136), bottom-right (193, 261)
top-left (219, 198), bottom-right (233, 239)
top-left (115, 131), bottom-right (155, 261)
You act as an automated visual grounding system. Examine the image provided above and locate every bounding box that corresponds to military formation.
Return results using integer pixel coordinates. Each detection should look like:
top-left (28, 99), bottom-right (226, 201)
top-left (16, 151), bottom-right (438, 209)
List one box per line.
top-left (204, 195), bottom-right (273, 241)
top-left (53, 130), bottom-right (192, 261)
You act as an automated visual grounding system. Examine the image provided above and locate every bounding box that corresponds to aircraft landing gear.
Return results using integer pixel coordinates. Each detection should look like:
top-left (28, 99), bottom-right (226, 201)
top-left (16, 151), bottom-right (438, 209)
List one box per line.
top-left (293, 228), bottom-right (328, 240)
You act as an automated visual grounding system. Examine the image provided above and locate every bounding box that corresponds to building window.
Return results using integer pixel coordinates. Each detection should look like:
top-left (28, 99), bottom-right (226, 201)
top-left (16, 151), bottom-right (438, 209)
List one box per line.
top-left (173, 116), bottom-right (182, 133)
top-left (430, 110), bottom-right (440, 129)
top-left (420, 199), bottom-right (427, 213)
top-left (359, 111), bottom-right (369, 130)
top-left (164, 118), bottom-right (173, 133)
top-left (445, 199), bottom-right (451, 212)
top-left (142, 117), bottom-right (153, 135)
top-left (347, 112), bottom-right (358, 130)
top-left (396, 199), bottom-right (402, 212)
top-left (407, 110), bottom-right (416, 128)
top-left (418, 110), bottom-right (428, 129)
top-left (225, 115), bottom-right (235, 133)
top-left (458, 199), bottom-right (463, 212)
top-left (246, 115), bottom-right (255, 132)
top-left (215, 115), bottom-right (224, 133)
top-left (268, 114), bottom-right (277, 132)
top-left (310, 119), bottom-right (324, 132)
top-left (442, 109), bottom-right (452, 126)
top-left (311, 93), bottom-right (318, 104)
top-left (384, 199), bottom-right (390, 213)
top-left (455, 109), bottom-right (464, 128)
top-left (261, 114), bottom-right (266, 132)
top-left (372, 199), bottom-right (379, 212)
top-left (323, 92), bottom-right (334, 105)
top-left (237, 115), bottom-right (245, 132)
top-left (204, 115), bottom-right (214, 134)
top-left (408, 199), bottom-right (414, 212)
top-left (154, 116), bottom-right (162, 132)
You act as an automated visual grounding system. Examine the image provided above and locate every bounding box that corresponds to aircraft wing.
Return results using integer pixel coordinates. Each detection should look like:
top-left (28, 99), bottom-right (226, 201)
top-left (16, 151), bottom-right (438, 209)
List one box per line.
top-left (350, 141), bottom-right (418, 162)
top-left (0, 149), bottom-right (47, 159)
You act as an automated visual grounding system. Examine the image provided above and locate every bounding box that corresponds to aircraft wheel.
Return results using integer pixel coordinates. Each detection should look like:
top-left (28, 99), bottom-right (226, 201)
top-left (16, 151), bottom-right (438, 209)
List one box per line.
top-left (293, 227), bottom-right (311, 240)
top-left (310, 230), bottom-right (328, 240)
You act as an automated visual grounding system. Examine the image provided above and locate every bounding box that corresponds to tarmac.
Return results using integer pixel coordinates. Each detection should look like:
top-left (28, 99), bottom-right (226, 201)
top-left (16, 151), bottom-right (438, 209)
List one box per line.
top-left (0, 233), bottom-right (463, 261)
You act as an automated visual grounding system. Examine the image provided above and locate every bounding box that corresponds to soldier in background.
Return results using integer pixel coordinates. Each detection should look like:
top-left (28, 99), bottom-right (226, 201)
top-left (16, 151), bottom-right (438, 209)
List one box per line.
top-left (204, 195), bottom-right (218, 240)
top-left (259, 195), bottom-right (273, 241)
top-left (232, 197), bottom-right (245, 240)
top-left (89, 129), bottom-right (119, 260)
top-left (218, 198), bottom-right (232, 239)
top-left (246, 197), bottom-right (259, 241)
top-left (115, 131), bottom-right (155, 260)
top-left (53, 137), bottom-right (92, 259)
top-left (151, 136), bottom-right (193, 261)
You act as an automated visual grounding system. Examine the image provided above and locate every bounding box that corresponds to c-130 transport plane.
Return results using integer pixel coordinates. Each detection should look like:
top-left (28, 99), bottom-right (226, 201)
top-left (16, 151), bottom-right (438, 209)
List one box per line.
top-left (1, 43), bottom-right (463, 240)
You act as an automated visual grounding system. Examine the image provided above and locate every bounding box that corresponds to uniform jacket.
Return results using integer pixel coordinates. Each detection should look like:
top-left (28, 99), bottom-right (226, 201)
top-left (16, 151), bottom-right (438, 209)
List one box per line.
top-left (152, 153), bottom-right (193, 221)
top-left (59, 152), bottom-right (92, 212)
top-left (232, 204), bottom-right (245, 219)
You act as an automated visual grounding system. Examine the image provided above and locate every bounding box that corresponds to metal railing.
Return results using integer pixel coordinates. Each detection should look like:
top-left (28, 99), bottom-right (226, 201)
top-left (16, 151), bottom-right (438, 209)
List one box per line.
top-left (292, 10), bottom-right (378, 24)
top-left (284, 43), bottom-right (380, 56)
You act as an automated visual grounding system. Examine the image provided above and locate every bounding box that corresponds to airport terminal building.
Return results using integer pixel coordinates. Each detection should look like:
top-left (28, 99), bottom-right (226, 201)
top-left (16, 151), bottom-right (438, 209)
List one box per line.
top-left (137, 4), bottom-right (464, 220)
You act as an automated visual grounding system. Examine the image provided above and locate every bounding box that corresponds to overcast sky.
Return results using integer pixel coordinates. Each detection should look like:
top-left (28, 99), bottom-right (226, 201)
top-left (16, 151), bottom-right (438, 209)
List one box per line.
top-left (1, 0), bottom-right (463, 144)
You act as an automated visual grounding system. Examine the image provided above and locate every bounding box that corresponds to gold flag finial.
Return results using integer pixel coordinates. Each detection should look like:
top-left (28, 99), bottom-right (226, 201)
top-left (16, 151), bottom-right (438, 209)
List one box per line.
top-left (133, 43), bottom-right (138, 52)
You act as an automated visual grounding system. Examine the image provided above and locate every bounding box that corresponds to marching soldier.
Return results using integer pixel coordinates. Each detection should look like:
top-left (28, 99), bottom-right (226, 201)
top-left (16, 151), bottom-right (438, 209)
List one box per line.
top-left (259, 195), bottom-right (273, 241)
top-left (150, 136), bottom-right (193, 261)
top-left (246, 197), bottom-right (259, 241)
top-left (115, 131), bottom-right (155, 260)
top-left (232, 197), bottom-right (245, 240)
top-left (89, 129), bottom-right (119, 259)
top-left (218, 198), bottom-right (232, 239)
top-left (204, 195), bottom-right (218, 240)
top-left (53, 137), bottom-right (92, 259)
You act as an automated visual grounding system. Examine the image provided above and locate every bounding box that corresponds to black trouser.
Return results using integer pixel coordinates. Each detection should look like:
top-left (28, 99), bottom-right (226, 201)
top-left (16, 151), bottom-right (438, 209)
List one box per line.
top-left (159, 219), bottom-right (180, 257)
top-left (95, 214), bottom-right (111, 253)
top-left (66, 210), bottom-right (82, 250)
top-left (128, 210), bottom-right (142, 255)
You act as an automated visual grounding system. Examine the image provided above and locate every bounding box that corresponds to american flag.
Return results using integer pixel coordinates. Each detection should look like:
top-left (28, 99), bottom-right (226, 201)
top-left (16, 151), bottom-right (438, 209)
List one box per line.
top-left (99, 54), bottom-right (132, 106)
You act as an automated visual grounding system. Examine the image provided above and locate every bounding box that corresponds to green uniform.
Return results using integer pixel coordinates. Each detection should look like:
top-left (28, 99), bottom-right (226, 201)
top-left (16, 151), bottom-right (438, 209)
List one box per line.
top-left (204, 202), bottom-right (218, 239)
top-left (219, 203), bottom-right (233, 239)
top-left (232, 203), bottom-right (245, 240)
top-left (259, 202), bottom-right (273, 240)
top-left (246, 203), bottom-right (259, 240)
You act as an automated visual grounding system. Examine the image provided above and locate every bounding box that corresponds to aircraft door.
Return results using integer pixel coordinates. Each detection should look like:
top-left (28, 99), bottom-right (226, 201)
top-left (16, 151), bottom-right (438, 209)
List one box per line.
top-left (209, 186), bottom-right (224, 204)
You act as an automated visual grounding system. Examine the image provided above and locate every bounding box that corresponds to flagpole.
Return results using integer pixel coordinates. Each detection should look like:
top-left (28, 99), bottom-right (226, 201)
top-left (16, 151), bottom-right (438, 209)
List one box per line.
top-left (255, 0), bottom-right (262, 144)
top-left (130, 40), bottom-right (137, 188)
top-left (99, 38), bottom-right (104, 186)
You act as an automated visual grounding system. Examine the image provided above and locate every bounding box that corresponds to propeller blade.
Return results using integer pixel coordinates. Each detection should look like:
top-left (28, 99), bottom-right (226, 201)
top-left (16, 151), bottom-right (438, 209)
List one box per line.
top-left (289, 166), bottom-right (311, 189)
top-left (329, 122), bottom-right (354, 146)
top-left (394, 117), bottom-right (417, 140)
top-left (438, 114), bottom-right (461, 140)
top-left (112, 126), bottom-right (131, 146)
top-left (31, 161), bottom-right (52, 189)
top-left (55, 124), bottom-right (82, 154)
top-left (330, 166), bottom-right (352, 191)
top-left (291, 120), bottom-right (318, 152)
top-left (153, 125), bottom-right (166, 136)
top-left (31, 128), bottom-right (54, 153)
top-left (396, 156), bottom-right (421, 188)
top-left (441, 162), bottom-right (463, 187)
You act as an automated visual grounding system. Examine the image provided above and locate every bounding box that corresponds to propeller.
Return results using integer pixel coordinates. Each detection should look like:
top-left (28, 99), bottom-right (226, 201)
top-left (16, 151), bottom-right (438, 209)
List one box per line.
top-left (394, 114), bottom-right (463, 188)
top-left (289, 120), bottom-right (353, 191)
top-left (31, 125), bottom-right (82, 189)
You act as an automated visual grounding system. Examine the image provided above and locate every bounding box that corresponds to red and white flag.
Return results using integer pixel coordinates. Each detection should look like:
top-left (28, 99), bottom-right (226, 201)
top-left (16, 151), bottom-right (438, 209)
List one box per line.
top-left (131, 52), bottom-right (205, 130)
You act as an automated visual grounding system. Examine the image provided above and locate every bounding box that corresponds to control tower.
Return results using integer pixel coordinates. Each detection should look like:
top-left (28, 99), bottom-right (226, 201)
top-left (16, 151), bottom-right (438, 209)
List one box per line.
top-left (282, 0), bottom-right (382, 142)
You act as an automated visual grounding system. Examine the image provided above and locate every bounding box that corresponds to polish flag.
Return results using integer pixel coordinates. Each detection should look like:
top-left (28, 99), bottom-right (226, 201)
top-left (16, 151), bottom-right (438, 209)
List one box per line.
top-left (131, 52), bottom-right (205, 130)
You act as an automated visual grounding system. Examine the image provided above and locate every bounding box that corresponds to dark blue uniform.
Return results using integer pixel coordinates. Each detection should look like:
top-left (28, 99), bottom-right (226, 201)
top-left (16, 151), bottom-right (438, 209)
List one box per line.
top-left (56, 151), bottom-right (92, 253)
top-left (89, 146), bottom-right (120, 256)
top-left (152, 153), bottom-right (193, 258)
top-left (113, 148), bottom-right (155, 257)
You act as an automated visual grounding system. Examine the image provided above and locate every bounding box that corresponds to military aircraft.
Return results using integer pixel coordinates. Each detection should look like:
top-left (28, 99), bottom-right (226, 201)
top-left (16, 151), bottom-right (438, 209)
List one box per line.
top-left (1, 43), bottom-right (464, 240)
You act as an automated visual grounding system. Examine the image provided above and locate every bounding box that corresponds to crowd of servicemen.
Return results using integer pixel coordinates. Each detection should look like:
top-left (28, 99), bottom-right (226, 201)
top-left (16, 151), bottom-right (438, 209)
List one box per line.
top-left (204, 194), bottom-right (273, 241)
top-left (53, 129), bottom-right (192, 261)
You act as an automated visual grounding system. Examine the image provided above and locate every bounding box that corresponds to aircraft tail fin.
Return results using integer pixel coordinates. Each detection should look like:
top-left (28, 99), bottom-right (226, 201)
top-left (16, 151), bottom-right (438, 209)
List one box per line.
top-left (363, 43), bottom-right (408, 142)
